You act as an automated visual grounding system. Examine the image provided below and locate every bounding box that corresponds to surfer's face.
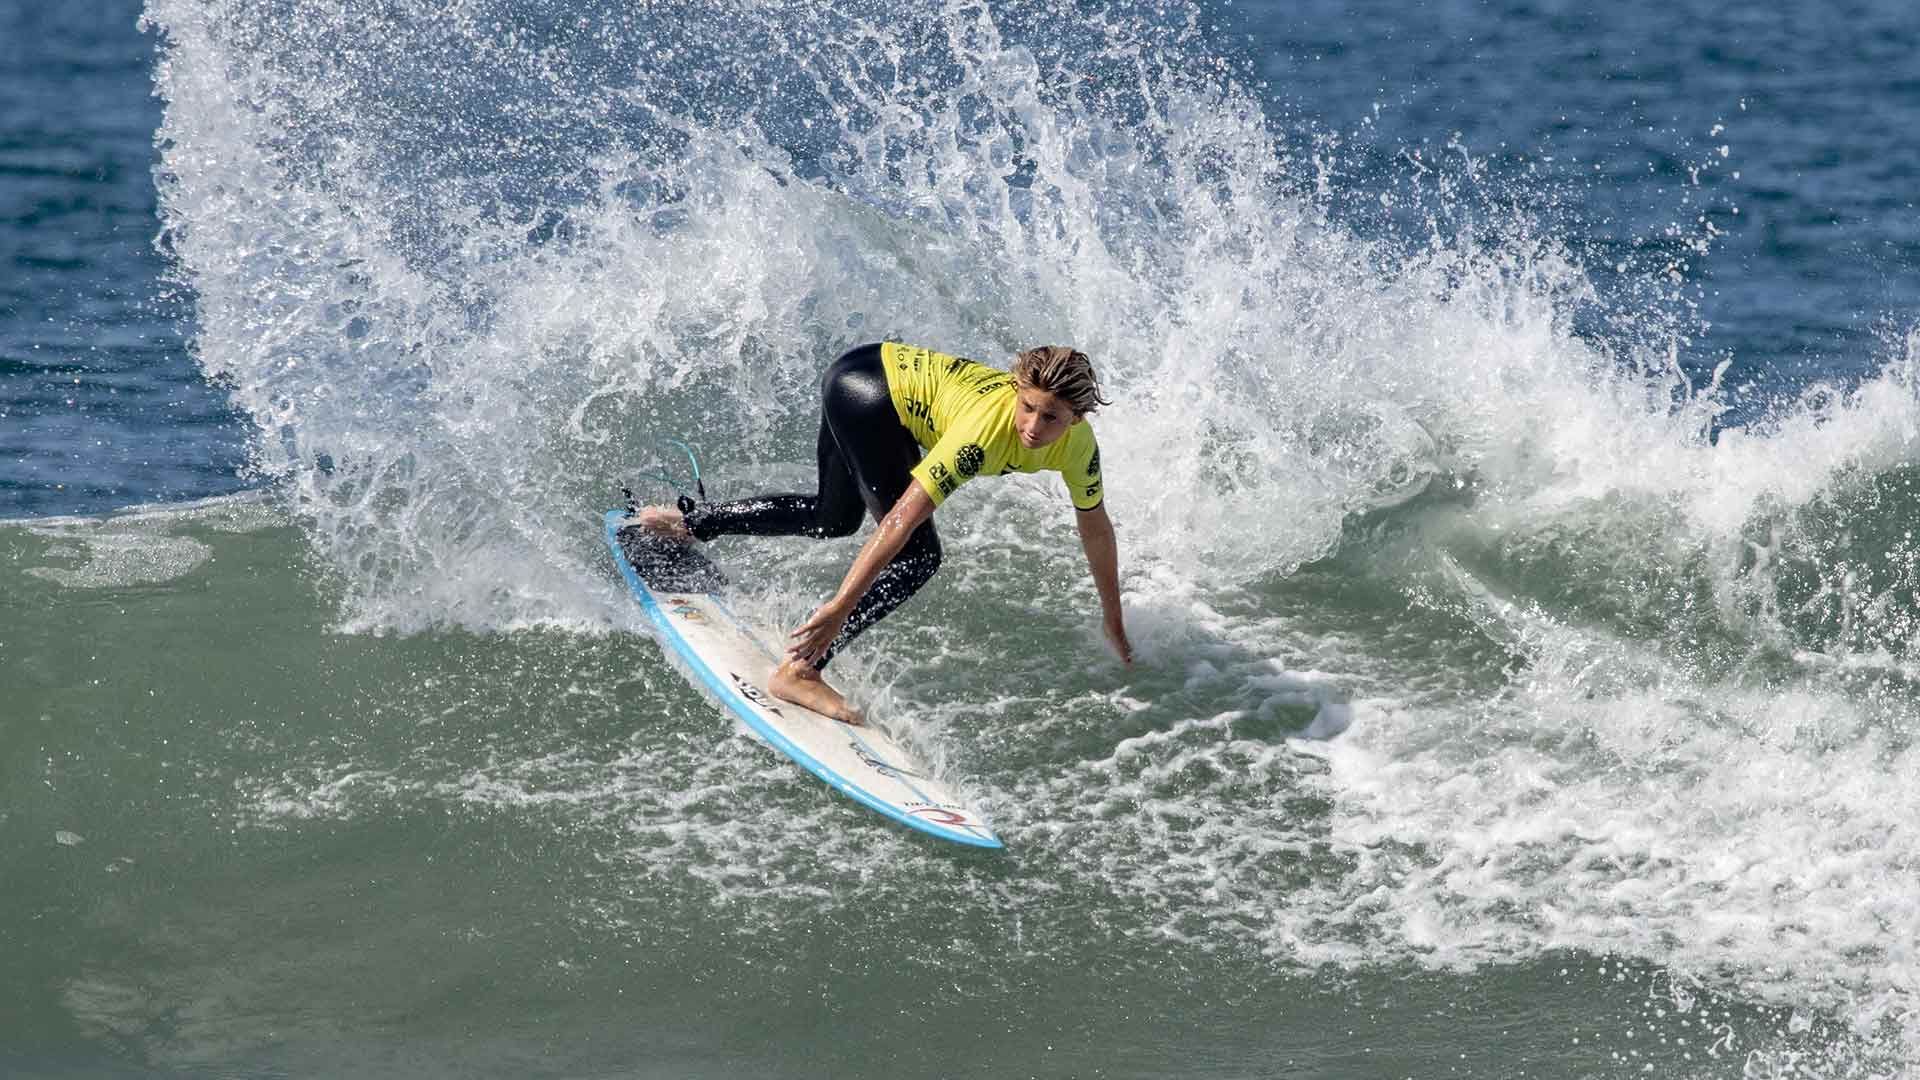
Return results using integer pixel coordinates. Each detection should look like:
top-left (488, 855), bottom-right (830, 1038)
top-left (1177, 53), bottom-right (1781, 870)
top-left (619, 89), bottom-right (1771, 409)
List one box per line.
top-left (1014, 384), bottom-right (1079, 449)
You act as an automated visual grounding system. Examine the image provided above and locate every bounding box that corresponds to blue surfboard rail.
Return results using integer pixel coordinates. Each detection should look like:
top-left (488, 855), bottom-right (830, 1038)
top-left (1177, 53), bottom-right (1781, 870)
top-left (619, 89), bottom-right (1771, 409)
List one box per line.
top-left (602, 510), bottom-right (1002, 849)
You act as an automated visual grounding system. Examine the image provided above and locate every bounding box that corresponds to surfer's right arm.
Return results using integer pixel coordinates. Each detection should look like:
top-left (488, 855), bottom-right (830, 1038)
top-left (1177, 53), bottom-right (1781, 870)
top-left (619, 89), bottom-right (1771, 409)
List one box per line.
top-left (1076, 502), bottom-right (1132, 666)
top-left (786, 480), bottom-right (938, 665)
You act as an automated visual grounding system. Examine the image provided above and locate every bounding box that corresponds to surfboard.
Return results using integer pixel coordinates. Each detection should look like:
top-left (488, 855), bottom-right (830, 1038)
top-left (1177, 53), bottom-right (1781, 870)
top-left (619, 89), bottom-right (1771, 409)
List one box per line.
top-left (602, 509), bottom-right (1002, 849)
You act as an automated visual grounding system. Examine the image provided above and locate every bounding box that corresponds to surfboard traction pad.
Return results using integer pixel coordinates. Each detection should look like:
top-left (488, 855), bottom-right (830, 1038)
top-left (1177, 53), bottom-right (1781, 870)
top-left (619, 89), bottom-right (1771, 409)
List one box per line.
top-left (616, 521), bottom-right (727, 593)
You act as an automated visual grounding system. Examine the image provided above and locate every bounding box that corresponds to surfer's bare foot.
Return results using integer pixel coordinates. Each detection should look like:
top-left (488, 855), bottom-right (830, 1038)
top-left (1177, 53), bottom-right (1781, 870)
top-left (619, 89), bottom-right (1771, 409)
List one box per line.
top-left (636, 505), bottom-right (693, 544)
top-left (770, 659), bottom-right (863, 725)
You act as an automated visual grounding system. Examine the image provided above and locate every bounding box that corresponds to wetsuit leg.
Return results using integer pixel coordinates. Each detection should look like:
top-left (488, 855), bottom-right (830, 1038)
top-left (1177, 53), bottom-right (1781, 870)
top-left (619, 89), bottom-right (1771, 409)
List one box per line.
top-left (681, 416), bottom-right (864, 541)
top-left (680, 343), bottom-right (941, 668)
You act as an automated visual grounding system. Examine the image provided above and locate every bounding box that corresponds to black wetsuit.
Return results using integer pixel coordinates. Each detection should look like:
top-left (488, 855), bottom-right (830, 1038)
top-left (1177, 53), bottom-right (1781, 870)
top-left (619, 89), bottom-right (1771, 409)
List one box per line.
top-left (683, 344), bottom-right (941, 668)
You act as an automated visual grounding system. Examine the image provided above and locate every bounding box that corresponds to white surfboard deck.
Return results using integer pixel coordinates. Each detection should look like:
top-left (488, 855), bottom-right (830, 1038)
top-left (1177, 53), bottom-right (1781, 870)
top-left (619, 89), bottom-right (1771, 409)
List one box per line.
top-left (603, 509), bottom-right (1001, 849)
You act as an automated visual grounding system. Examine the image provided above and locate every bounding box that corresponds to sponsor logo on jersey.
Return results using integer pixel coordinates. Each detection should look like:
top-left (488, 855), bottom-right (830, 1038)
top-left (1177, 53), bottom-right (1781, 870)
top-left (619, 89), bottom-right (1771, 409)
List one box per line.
top-left (1086, 447), bottom-right (1100, 477)
top-left (955, 443), bottom-right (985, 477)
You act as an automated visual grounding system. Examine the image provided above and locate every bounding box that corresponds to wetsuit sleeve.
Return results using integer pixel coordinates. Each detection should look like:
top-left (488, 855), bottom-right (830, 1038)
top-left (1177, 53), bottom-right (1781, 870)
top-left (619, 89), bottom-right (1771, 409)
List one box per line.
top-left (911, 421), bottom-right (994, 508)
top-left (1062, 429), bottom-right (1104, 511)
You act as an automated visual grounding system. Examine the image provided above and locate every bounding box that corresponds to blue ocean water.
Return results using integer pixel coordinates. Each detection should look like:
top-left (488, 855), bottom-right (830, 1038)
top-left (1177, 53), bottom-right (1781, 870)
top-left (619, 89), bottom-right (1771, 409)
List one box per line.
top-left (4, 0), bottom-right (1918, 1077)
top-left (1248, 0), bottom-right (1918, 399)
top-left (0, 0), bottom-right (247, 514)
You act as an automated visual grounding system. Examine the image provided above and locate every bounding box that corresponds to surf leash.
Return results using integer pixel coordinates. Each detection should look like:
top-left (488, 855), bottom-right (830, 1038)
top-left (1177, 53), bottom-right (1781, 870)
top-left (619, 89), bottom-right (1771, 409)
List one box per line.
top-left (623, 436), bottom-right (709, 515)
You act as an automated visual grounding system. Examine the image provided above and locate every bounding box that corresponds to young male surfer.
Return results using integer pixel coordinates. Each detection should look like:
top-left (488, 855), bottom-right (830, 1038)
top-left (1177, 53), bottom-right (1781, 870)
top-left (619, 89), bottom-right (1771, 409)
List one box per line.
top-left (638, 342), bottom-right (1131, 723)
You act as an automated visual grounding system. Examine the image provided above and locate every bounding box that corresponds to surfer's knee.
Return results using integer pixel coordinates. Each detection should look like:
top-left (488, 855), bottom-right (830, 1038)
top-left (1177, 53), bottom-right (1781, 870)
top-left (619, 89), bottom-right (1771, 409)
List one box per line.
top-left (903, 530), bottom-right (942, 583)
top-left (816, 503), bottom-right (862, 538)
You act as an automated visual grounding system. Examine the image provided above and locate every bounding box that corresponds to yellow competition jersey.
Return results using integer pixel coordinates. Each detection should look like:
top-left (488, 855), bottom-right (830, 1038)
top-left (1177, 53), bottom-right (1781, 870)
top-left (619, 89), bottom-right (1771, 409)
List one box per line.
top-left (882, 342), bottom-right (1104, 511)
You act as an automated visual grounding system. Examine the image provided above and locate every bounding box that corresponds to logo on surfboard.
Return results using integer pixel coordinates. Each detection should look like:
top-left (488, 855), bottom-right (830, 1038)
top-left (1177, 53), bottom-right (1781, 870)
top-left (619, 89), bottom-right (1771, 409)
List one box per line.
top-left (849, 740), bottom-right (927, 781)
top-left (728, 671), bottom-right (784, 717)
top-left (906, 805), bottom-right (976, 828)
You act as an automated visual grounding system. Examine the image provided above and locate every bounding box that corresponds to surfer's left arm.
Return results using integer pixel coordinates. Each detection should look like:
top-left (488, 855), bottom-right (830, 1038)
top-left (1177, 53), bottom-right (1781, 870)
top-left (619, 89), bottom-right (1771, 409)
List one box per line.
top-left (787, 480), bottom-right (939, 665)
top-left (1076, 503), bottom-right (1132, 666)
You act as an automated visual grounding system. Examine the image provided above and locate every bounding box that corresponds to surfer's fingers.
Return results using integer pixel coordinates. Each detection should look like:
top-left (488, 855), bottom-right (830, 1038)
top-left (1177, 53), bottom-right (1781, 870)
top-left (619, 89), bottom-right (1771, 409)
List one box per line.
top-left (786, 622), bottom-right (827, 660)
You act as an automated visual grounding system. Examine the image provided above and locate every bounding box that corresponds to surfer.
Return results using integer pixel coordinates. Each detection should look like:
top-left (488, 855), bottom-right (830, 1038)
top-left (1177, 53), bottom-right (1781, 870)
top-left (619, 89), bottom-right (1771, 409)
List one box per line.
top-left (638, 342), bottom-right (1131, 723)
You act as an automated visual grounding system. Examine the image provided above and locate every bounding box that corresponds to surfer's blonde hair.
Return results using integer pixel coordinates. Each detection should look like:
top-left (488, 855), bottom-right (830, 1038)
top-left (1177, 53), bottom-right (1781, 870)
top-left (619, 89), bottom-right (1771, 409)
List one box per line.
top-left (1012, 345), bottom-right (1109, 416)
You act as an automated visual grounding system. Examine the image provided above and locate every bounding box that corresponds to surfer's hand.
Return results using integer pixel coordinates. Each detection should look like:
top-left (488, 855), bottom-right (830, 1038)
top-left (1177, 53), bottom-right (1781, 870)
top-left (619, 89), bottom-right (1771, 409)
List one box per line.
top-left (1105, 614), bottom-right (1134, 667)
top-left (788, 600), bottom-right (852, 665)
